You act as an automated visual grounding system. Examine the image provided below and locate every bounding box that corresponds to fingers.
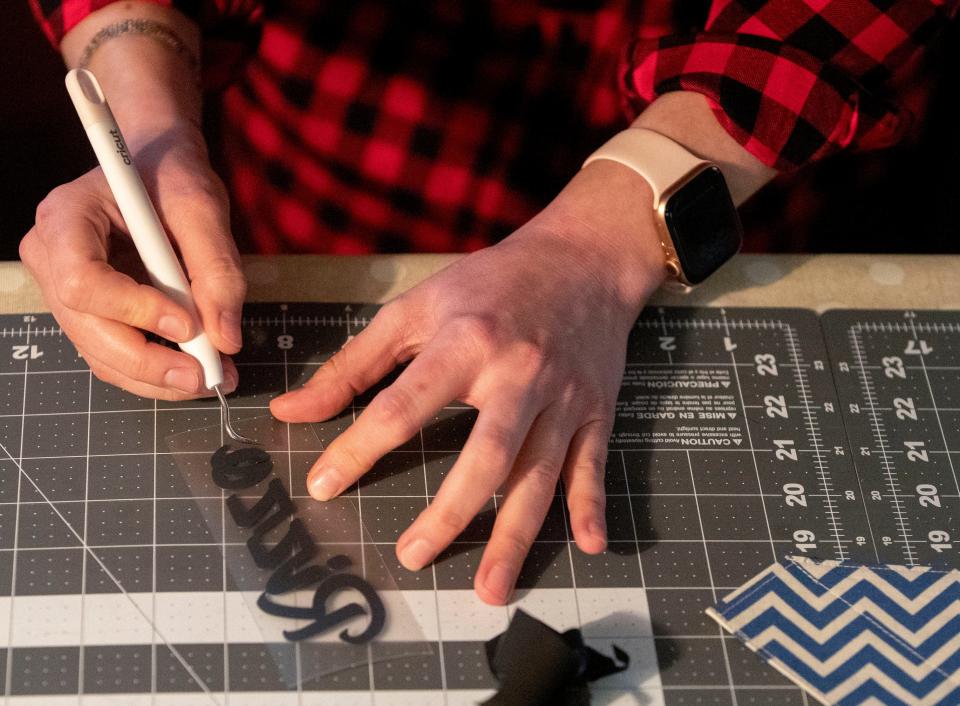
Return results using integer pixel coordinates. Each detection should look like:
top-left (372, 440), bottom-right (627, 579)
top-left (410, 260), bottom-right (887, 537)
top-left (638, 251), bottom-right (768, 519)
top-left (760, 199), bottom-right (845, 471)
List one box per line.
top-left (162, 184), bottom-right (246, 354)
top-left (57, 306), bottom-right (236, 401)
top-left (26, 230), bottom-right (194, 393)
top-left (472, 407), bottom-right (574, 605)
top-left (79, 323), bottom-right (239, 401)
top-left (561, 419), bottom-right (612, 554)
top-left (26, 240), bottom-right (236, 399)
top-left (67, 312), bottom-right (223, 396)
top-left (80, 328), bottom-right (238, 401)
top-left (302, 331), bottom-right (477, 500)
top-left (57, 260), bottom-right (197, 342)
top-left (394, 386), bottom-right (540, 576)
top-left (84, 345), bottom-right (237, 401)
top-left (26, 181), bottom-right (197, 343)
top-left (21, 152), bottom-right (246, 403)
top-left (271, 302), bottom-right (412, 423)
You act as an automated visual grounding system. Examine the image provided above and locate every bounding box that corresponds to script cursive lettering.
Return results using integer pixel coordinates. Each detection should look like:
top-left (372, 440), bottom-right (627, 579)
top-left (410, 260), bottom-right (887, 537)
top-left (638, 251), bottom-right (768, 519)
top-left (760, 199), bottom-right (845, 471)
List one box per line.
top-left (258, 572), bottom-right (386, 644)
top-left (210, 444), bottom-right (386, 644)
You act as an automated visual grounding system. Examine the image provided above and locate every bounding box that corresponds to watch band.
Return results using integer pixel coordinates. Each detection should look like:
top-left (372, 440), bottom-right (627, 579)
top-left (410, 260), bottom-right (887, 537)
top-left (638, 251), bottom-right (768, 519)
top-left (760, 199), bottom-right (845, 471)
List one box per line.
top-left (582, 127), bottom-right (707, 205)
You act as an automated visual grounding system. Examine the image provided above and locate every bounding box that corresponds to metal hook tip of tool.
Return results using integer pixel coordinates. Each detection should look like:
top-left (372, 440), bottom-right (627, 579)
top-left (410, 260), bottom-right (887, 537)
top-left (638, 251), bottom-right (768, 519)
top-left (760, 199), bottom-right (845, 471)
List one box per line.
top-left (214, 384), bottom-right (260, 445)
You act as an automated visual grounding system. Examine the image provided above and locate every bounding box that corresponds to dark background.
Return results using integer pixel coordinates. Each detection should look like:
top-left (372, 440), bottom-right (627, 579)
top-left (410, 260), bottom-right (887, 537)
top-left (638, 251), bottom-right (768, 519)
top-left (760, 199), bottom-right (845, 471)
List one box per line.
top-left (2, 1), bottom-right (958, 261)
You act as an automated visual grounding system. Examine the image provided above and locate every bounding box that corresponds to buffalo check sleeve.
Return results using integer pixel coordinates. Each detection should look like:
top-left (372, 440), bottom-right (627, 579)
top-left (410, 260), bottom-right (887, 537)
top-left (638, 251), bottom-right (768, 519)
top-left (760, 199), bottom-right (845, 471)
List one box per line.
top-left (29, 0), bottom-right (262, 87)
top-left (622, 0), bottom-right (960, 171)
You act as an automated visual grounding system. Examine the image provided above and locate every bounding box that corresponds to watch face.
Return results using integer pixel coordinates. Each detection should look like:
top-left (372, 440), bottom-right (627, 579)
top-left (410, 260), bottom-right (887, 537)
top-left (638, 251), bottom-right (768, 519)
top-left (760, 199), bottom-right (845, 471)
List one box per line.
top-left (663, 166), bottom-right (743, 285)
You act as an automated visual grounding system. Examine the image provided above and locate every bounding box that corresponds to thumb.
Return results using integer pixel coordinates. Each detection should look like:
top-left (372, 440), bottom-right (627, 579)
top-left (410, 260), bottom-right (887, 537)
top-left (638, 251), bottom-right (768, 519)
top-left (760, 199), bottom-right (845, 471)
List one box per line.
top-left (161, 184), bottom-right (246, 354)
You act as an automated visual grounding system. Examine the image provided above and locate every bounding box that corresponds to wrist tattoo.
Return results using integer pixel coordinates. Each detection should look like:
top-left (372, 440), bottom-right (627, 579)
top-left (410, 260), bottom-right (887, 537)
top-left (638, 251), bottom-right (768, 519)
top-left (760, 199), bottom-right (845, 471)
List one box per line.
top-left (78, 18), bottom-right (199, 80)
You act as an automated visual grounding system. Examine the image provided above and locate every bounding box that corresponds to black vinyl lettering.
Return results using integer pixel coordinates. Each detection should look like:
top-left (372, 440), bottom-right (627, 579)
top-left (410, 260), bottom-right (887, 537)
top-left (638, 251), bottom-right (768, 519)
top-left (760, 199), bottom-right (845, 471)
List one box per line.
top-left (265, 541), bottom-right (331, 595)
top-left (227, 478), bottom-right (295, 531)
top-left (211, 445), bottom-right (273, 490)
top-left (267, 553), bottom-right (353, 596)
top-left (249, 517), bottom-right (312, 570)
top-left (257, 573), bottom-right (386, 644)
top-left (209, 444), bottom-right (386, 645)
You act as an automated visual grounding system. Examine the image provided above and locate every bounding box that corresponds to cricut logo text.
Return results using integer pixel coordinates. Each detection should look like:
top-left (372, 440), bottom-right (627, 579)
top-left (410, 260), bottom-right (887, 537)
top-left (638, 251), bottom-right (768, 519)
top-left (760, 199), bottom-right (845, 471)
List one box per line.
top-left (110, 128), bottom-right (131, 165)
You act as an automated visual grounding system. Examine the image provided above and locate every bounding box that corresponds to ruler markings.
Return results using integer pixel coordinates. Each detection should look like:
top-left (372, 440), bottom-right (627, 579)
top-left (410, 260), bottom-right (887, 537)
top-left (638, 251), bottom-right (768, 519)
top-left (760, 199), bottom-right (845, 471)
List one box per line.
top-left (849, 324), bottom-right (916, 565)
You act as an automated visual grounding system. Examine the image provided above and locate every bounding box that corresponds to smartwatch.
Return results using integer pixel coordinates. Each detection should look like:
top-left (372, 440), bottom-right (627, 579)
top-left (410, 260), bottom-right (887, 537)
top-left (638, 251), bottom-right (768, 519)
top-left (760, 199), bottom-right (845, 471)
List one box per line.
top-left (582, 127), bottom-right (742, 286)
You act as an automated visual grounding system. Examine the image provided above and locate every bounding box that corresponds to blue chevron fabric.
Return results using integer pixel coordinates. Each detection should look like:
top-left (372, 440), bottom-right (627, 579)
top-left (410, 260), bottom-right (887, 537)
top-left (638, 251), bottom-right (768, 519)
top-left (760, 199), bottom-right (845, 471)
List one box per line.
top-left (705, 556), bottom-right (960, 705)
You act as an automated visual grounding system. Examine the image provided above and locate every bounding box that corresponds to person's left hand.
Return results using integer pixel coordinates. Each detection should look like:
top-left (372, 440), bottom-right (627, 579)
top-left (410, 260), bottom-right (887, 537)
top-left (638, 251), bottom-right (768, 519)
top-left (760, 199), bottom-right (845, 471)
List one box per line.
top-left (270, 160), bottom-right (666, 605)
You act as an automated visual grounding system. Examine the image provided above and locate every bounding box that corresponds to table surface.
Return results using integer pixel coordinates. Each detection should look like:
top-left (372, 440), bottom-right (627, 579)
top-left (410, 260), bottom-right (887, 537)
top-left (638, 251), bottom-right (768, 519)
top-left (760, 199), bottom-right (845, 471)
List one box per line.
top-left (1, 253), bottom-right (958, 313)
top-left (0, 253), bottom-right (956, 706)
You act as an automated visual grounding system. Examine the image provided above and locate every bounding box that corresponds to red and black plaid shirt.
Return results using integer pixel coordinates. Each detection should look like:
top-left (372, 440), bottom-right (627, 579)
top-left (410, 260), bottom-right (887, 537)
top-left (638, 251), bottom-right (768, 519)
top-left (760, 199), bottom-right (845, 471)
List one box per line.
top-left (32, 0), bottom-right (958, 255)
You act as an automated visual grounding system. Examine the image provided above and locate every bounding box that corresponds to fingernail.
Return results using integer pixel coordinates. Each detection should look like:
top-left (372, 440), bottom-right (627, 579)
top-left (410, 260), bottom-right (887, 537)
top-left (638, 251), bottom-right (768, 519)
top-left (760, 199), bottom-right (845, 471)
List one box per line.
top-left (399, 538), bottom-right (435, 571)
top-left (158, 315), bottom-right (190, 342)
top-left (164, 367), bottom-right (201, 393)
top-left (308, 467), bottom-right (342, 501)
top-left (220, 311), bottom-right (242, 349)
top-left (274, 387), bottom-right (302, 402)
top-left (484, 562), bottom-right (515, 603)
top-left (223, 367), bottom-right (239, 393)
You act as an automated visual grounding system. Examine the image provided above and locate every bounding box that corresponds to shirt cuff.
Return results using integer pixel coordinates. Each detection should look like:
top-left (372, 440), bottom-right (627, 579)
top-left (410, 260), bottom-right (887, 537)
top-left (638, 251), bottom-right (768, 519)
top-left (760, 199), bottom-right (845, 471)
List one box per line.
top-left (30, 0), bottom-right (262, 91)
top-left (32, 0), bottom-right (171, 46)
top-left (620, 32), bottom-right (909, 172)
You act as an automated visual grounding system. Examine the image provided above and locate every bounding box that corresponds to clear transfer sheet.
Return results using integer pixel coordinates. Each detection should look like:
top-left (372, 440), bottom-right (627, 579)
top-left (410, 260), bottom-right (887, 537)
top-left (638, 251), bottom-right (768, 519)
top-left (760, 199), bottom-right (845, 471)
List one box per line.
top-left (162, 412), bottom-right (432, 690)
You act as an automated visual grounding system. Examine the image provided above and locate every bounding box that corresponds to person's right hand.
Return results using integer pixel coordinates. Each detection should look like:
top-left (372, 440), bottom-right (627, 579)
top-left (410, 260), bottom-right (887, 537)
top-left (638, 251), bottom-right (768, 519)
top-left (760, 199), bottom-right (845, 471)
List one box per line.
top-left (19, 125), bottom-right (246, 400)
